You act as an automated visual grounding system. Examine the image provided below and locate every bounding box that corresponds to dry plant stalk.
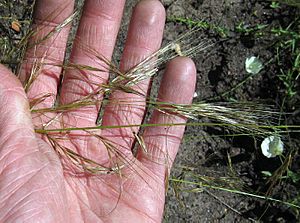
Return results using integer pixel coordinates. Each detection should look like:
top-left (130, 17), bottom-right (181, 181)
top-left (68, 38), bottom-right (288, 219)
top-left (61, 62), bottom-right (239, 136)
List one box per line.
top-left (20, 6), bottom-right (281, 181)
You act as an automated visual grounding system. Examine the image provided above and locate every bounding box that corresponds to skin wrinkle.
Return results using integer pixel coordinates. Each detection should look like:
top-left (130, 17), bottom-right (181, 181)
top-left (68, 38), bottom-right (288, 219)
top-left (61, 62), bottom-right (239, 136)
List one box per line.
top-left (0, 170), bottom-right (35, 202)
top-left (26, 42), bottom-right (65, 66)
top-left (25, 77), bottom-right (58, 101)
top-left (64, 83), bottom-right (92, 100)
top-left (64, 178), bottom-right (95, 222)
top-left (0, 148), bottom-right (35, 174)
top-left (67, 2), bottom-right (123, 64)
top-left (1, 161), bottom-right (66, 223)
top-left (0, 146), bottom-right (26, 172)
top-left (107, 102), bottom-right (145, 125)
top-left (68, 111), bottom-right (96, 124)
top-left (118, 197), bottom-right (161, 222)
top-left (117, 204), bottom-right (157, 223)
top-left (146, 136), bottom-right (182, 165)
top-left (91, 0), bottom-right (125, 20)
top-left (35, 138), bottom-right (62, 167)
top-left (135, 29), bottom-right (159, 51)
top-left (0, 159), bottom-right (48, 200)
top-left (33, 18), bottom-right (68, 28)
top-left (4, 201), bottom-right (42, 223)
top-left (0, 132), bottom-right (38, 161)
top-left (26, 28), bottom-right (68, 52)
top-left (1, 164), bottom-right (49, 217)
top-left (1, 86), bottom-right (26, 97)
top-left (148, 140), bottom-right (172, 165)
top-left (1, 150), bottom-right (39, 183)
top-left (0, 129), bottom-right (64, 221)
top-left (63, 76), bottom-right (97, 97)
top-left (32, 177), bottom-right (64, 215)
top-left (6, 190), bottom-right (47, 216)
top-left (0, 127), bottom-right (36, 144)
top-left (4, 200), bottom-right (45, 223)
top-left (68, 135), bottom-right (89, 159)
top-left (69, 160), bottom-right (155, 221)
top-left (141, 138), bottom-right (168, 162)
top-left (25, 30), bottom-right (68, 58)
top-left (24, 45), bottom-right (66, 66)
top-left (87, 136), bottom-right (134, 165)
top-left (18, 209), bottom-right (45, 223)
top-left (31, 112), bottom-right (59, 131)
top-left (124, 43), bottom-right (155, 57)
top-left (84, 8), bottom-right (117, 23)
top-left (83, 191), bottom-right (116, 222)
top-left (78, 22), bottom-right (117, 52)
top-left (127, 164), bottom-right (164, 193)
top-left (120, 51), bottom-right (155, 94)
top-left (87, 179), bottom-right (156, 223)
top-left (0, 111), bottom-right (33, 131)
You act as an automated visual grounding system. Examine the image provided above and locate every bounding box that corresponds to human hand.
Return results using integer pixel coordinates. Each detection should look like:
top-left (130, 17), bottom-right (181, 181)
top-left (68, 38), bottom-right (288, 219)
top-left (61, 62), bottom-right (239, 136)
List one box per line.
top-left (0, 0), bottom-right (196, 222)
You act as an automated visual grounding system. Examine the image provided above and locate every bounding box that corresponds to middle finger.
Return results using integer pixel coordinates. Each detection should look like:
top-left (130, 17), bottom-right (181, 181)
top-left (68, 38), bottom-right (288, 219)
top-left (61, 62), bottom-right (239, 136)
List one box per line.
top-left (101, 0), bottom-right (166, 152)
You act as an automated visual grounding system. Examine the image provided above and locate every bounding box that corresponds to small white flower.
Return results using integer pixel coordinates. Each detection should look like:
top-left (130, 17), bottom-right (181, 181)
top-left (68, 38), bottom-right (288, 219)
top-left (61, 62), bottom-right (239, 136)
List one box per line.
top-left (245, 56), bottom-right (263, 74)
top-left (193, 92), bottom-right (198, 98)
top-left (261, 136), bottom-right (284, 158)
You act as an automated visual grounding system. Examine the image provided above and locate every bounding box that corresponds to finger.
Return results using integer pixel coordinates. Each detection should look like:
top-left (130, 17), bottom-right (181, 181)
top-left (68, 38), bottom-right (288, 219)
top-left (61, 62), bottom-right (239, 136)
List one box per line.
top-left (19, 0), bottom-right (75, 109)
top-left (60, 0), bottom-right (126, 127)
top-left (137, 57), bottom-right (196, 177)
top-left (101, 0), bottom-right (166, 151)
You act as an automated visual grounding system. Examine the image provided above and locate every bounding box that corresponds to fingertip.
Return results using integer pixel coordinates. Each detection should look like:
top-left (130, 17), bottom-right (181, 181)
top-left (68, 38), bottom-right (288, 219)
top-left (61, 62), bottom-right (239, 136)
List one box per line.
top-left (166, 56), bottom-right (197, 81)
top-left (159, 56), bottom-right (197, 104)
top-left (33, 0), bottom-right (75, 23)
top-left (124, 0), bottom-right (165, 54)
top-left (134, 0), bottom-right (166, 26)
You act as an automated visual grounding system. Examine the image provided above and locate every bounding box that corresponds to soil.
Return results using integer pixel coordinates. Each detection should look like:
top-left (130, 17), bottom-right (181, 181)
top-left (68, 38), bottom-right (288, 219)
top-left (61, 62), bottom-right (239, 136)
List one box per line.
top-left (1, 0), bottom-right (300, 222)
top-left (161, 1), bottom-right (300, 222)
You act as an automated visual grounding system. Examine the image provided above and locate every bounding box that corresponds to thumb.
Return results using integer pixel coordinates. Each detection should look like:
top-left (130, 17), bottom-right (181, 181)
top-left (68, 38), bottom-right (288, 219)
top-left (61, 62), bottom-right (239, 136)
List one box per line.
top-left (0, 65), bottom-right (68, 222)
top-left (0, 65), bottom-right (36, 140)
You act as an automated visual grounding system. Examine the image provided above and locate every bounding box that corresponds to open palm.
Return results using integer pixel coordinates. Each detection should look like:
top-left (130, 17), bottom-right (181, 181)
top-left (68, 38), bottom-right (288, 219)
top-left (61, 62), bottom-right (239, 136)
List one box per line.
top-left (0, 0), bottom-right (196, 222)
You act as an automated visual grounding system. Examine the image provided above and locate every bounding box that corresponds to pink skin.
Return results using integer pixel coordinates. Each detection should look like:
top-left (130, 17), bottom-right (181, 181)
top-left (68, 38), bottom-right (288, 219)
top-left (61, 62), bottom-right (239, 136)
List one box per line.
top-left (0, 0), bottom-right (196, 222)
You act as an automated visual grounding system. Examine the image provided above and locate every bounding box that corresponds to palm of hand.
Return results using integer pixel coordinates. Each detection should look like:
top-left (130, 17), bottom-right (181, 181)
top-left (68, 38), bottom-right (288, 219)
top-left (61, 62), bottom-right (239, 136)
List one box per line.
top-left (0, 0), bottom-right (196, 222)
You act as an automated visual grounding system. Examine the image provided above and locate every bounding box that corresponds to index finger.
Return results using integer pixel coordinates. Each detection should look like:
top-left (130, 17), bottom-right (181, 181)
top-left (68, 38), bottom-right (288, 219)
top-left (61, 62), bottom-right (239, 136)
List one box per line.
top-left (19, 0), bottom-right (75, 109)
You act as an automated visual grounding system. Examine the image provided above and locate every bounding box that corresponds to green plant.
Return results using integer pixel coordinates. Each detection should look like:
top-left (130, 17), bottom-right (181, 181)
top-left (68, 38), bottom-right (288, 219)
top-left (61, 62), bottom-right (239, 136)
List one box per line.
top-left (270, 1), bottom-right (281, 9)
top-left (270, 0), bottom-right (300, 7)
top-left (277, 48), bottom-right (300, 99)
